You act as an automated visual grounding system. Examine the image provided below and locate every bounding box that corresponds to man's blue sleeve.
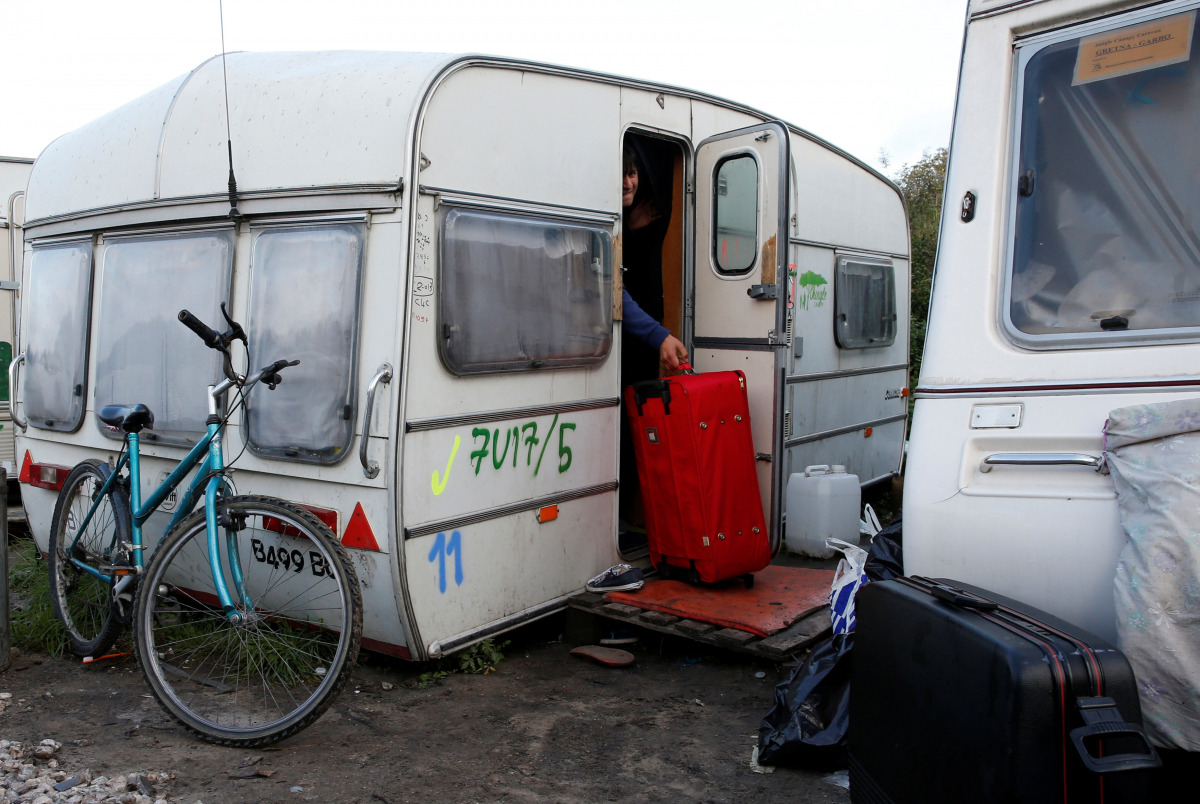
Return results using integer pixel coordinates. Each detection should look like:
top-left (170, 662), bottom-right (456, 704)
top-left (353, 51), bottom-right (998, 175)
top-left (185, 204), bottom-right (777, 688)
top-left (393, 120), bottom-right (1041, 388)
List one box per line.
top-left (622, 288), bottom-right (670, 350)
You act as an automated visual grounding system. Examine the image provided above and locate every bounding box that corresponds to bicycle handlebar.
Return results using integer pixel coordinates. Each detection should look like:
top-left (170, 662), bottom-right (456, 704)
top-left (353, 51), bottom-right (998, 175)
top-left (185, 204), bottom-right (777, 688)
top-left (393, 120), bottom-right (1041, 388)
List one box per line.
top-left (180, 309), bottom-right (298, 390)
top-left (178, 309), bottom-right (224, 350)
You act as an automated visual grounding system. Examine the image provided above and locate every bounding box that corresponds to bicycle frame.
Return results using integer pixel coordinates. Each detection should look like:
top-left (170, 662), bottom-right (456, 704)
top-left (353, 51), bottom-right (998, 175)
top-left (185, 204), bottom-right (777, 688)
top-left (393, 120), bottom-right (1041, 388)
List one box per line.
top-left (66, 379), bottom-right (247, 619)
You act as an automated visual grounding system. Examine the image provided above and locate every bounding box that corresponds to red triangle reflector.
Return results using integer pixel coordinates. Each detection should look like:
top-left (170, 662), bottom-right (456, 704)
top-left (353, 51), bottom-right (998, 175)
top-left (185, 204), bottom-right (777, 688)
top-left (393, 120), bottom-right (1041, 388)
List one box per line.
top-left (342, 502), bottom-right (381, 551)
top-left (18, 450), bottom-right (33, 484)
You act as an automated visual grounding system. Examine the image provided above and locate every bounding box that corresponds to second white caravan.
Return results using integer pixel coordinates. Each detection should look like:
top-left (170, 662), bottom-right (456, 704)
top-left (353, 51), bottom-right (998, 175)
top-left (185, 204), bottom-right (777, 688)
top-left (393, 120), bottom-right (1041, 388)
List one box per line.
top-left (907, 0), bottom-right (1200, 644)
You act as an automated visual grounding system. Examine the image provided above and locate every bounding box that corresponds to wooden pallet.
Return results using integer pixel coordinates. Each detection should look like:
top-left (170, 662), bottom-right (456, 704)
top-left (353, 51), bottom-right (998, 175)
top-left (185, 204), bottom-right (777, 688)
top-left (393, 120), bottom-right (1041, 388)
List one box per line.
top-left (566, 591), bottom-right (831, 661)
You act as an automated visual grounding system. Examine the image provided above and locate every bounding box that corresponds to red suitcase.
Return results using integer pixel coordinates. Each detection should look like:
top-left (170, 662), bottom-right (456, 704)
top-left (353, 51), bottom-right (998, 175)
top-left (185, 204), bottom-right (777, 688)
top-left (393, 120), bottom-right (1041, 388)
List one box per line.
top-left (624, 367), bottom-right (770, 586)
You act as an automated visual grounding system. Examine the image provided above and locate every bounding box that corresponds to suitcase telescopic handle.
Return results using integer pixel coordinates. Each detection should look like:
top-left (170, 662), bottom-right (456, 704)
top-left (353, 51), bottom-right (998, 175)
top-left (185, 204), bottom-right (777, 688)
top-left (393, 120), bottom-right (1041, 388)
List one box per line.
top-left (1070, 697), bottom-right (1162, 774)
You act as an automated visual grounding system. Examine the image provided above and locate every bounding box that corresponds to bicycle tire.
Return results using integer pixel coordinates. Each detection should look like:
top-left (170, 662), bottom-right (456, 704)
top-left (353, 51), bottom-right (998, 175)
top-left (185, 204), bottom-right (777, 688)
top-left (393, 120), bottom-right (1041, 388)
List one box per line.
top-left (48, 459), bottom-right (133, 657)
top-left (134, 494), bottom-right (362, 746)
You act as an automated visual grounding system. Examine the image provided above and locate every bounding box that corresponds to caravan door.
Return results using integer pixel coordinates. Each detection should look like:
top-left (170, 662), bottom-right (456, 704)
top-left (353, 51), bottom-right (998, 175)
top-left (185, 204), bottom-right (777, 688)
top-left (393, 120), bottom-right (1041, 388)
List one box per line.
top-left (691, 122), bottom-right (789, 550)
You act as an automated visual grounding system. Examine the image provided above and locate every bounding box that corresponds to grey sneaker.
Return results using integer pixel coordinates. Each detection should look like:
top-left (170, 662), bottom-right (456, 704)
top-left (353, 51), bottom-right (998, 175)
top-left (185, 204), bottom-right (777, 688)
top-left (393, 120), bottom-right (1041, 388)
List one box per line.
top-left (586, 564), bottom-right (645, 593)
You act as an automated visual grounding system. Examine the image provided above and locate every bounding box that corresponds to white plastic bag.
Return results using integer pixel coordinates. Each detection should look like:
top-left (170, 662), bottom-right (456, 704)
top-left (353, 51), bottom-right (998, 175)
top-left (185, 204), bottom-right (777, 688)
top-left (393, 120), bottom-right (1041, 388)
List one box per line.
top-left (827, 538), bottom-right (870, 634)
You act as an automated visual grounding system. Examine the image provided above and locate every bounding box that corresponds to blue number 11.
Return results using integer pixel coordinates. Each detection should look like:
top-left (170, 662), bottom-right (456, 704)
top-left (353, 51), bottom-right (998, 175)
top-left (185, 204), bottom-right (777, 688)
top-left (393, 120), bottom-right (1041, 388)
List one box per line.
top-left (428, 531), bottom-right (464, 593)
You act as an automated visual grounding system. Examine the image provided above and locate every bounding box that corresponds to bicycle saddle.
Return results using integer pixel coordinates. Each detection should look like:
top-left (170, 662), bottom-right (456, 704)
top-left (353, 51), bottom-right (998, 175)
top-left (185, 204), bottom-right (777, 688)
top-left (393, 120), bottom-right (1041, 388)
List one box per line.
top-left (98, 403), bottom-right (155, 434)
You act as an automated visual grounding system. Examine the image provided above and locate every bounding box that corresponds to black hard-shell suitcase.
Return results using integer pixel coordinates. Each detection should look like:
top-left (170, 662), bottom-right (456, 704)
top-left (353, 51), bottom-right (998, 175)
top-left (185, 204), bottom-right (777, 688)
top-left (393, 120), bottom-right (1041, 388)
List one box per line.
top-left (849, 577), bottom-right (1160, 803)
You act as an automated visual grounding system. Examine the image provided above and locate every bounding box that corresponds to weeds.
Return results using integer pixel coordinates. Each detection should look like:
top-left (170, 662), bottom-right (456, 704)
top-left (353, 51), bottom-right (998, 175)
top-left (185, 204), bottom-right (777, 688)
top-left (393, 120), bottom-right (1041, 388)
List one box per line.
top-left (6, 538), bottom-right (70, 656)
top-left (418, 638), bottom-right (510, 687)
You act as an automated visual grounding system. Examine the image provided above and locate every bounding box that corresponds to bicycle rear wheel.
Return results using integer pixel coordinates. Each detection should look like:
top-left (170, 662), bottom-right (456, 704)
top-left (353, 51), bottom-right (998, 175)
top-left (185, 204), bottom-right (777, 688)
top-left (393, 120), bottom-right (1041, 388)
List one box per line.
top-left (134, 495), bottom-right (362, 746)
top-left (48, 459), bottom-right (132, 657)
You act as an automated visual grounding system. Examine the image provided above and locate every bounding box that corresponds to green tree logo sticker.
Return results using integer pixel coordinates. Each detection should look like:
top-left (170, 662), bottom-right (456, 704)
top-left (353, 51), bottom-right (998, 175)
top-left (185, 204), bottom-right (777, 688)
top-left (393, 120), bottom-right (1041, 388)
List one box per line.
top-left (795, 271), bottom-right (828, 310)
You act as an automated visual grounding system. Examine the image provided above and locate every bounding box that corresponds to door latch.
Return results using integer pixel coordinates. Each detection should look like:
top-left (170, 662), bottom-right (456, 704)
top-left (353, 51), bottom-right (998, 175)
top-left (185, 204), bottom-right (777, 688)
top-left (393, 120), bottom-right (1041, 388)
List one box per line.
top-left (747, 284), bottom-right (778, 300)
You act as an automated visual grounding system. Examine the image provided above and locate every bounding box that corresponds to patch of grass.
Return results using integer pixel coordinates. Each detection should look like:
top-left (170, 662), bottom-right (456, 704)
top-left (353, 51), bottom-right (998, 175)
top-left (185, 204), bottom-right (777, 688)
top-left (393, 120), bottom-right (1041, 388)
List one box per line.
top-left (418, 638), bottom-right (510, 688)
top-left (6, 538), bottom-right (70, 657)
top-left (150, 596), bottom-right (342, 688)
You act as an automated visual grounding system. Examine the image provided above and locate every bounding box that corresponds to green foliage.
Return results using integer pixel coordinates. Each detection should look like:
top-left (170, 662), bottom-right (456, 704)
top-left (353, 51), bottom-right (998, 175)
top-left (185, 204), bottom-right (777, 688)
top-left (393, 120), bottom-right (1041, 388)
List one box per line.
top-left (894, 147), bottom-right (948, 397)
top-left (418, 638), bottom-right (510, 687)
top-left (6, 538), bottom-right (70, 656)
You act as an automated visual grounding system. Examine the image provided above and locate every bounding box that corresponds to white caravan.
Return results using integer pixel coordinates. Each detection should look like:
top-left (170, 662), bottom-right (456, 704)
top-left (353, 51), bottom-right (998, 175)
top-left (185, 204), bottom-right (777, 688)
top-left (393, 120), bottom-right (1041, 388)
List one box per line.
top-left (906, 0), bottom-right (1200, 642)
top-left (13, 53), bottom-right (908, 659)
top-left (1, 156), bottom-right (32, 480)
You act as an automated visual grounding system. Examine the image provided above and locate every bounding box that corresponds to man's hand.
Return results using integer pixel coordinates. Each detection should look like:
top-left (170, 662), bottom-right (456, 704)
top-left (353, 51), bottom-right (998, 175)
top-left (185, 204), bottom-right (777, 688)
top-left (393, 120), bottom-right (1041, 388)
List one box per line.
top-left (659, 334), bottom-right (689, 371)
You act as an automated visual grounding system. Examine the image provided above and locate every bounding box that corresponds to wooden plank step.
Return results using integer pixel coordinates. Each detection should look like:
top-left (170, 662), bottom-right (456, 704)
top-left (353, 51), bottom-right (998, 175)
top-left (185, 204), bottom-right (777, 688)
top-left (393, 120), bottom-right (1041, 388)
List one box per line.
top-left (566, 592), bottom-right (829, 660)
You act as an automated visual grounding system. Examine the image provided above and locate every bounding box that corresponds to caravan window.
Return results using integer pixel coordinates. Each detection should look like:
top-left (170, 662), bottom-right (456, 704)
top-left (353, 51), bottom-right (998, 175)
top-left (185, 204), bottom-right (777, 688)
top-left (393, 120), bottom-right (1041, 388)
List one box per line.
top-left (245, 223), bottom-right (365, 463)
top-left (438, 208), bottom-right (613, 375)
top-left (835, 256), bottom-right (896, 349)
top-left (713, 154), bottom-right (759, 274)
top-left (94, 231), bottom-right (233, 444)
top-left (1006, 8), bottom-right (1200, 347)
top-left (24, 243), bottom-right (93, 431)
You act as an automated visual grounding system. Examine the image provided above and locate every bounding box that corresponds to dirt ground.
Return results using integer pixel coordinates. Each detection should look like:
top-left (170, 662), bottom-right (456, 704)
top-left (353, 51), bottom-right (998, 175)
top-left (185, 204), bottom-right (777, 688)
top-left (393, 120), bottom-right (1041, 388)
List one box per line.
top-left (2, 611), bottom-right (850, 804)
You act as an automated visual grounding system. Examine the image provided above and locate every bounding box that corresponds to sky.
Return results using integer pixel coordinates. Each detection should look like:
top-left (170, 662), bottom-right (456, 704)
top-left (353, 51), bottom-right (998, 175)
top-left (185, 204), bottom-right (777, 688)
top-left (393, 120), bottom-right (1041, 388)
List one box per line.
top-left (0, 0), bottom-right (967, 177)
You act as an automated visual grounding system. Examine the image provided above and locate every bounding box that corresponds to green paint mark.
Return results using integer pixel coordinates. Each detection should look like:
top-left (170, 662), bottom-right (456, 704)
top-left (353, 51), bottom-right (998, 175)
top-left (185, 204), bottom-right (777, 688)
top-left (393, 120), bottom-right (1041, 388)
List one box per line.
top-left (469, 427), bottom-right (491, 475)
top-left (535, 414), bottom-right (559, 476)
top-left (798, 271), bottom-right (827, 287)
top-left (557, 422), bottom-right (577, 473)
top-left (522, 422), bottom-right (539, 465)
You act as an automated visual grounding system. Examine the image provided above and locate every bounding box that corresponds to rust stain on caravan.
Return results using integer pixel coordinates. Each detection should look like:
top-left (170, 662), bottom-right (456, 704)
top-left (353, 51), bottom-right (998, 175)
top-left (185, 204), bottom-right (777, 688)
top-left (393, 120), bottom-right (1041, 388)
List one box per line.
top-left (760, 235), bottom-right (777, 284)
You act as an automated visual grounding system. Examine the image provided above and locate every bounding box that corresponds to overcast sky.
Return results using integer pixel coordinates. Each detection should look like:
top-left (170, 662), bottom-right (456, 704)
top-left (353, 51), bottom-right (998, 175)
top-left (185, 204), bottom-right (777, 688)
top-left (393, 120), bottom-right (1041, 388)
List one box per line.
top-left (0, 0), bottom-right (966, 176)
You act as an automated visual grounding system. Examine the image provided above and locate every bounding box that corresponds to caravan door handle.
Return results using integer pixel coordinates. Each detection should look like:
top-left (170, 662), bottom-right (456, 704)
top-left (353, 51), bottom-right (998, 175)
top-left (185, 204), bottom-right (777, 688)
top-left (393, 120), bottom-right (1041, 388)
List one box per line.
top-left (980, 452), bottom-right (1105, 474)
top-left (359, 363), bottom-right (393, 479)
top-left (8, 352), bottom-right (26, 430)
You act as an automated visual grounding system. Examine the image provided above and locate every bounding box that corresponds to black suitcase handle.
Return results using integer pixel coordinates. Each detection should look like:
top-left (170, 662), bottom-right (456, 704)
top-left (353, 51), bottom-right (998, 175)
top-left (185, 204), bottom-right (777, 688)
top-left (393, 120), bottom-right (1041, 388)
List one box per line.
top-left (1070, 697), bottom-right (1161, 773)
top-left (631, 379), bottom-right (671, 416)
top-left (921, 579), bottom-right (1000, 611)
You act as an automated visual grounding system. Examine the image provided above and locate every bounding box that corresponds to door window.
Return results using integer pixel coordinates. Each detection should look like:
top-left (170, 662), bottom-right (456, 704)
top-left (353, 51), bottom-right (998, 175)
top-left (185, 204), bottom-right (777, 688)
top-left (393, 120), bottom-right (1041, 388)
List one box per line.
top-left (713, 155), bottom-right (759, 275)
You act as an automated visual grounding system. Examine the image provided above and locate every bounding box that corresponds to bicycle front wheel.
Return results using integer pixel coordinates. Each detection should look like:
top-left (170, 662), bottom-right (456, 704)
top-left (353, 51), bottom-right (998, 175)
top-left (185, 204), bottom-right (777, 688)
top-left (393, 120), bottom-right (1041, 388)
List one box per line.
top-left (134, 495), bottom-right (362, 746)
top-left (48, 459), bottom-right (132, 657)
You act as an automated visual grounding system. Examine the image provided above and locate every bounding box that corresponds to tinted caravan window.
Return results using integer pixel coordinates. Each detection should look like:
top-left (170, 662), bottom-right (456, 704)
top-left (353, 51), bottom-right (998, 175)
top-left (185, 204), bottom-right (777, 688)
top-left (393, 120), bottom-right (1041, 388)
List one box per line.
top-left (245, 223), bottom-right (365, 463)
top-left (1007, 9), bottom-right (1200, 347)
top-left (439, 208), bottom-right (613, 374)
top-left (835, 256), bottom-right (896, 349)
top-left (94, 231), bottom-right (233, 444)
top-left (24, 242), bottom-right (92, 431)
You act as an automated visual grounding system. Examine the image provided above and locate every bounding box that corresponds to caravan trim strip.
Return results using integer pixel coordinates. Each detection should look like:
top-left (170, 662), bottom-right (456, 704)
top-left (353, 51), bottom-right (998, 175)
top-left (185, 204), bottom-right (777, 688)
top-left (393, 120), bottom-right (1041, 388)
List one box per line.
top-left (788, 237), bottom-right (908, 261)
top-left (428, 595), bottom-right (571, 658)
top-left (785, 413), bottom-right (908, 448)
top-left (786, 362), bottom-right (908, 385)
top-left (403, 481), bottom-right (619, 539)
top-left (419, 185), bottom-right (619, 226)
top-left (916, 378), bottom-right (1200, 397)
top-left (405, 398), bottom-right (620, 433)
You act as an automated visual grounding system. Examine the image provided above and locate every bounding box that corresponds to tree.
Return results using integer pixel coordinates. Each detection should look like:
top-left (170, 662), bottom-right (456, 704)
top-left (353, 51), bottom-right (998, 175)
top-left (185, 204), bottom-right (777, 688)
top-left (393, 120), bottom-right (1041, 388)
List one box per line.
top-left (894, 148), bottom-right (948, 395)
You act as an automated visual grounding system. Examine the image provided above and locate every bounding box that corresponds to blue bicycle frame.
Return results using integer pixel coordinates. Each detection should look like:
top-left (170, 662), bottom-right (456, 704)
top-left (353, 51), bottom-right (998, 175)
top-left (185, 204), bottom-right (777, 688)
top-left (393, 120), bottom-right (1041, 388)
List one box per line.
top-left (67, 382), bottom-right (247, 619)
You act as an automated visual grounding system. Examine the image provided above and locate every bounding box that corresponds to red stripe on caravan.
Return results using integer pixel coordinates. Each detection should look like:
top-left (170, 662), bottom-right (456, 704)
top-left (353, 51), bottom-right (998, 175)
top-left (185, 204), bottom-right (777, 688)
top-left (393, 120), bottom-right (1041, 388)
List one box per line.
top-left (342, 502), bottom-right (381, 551)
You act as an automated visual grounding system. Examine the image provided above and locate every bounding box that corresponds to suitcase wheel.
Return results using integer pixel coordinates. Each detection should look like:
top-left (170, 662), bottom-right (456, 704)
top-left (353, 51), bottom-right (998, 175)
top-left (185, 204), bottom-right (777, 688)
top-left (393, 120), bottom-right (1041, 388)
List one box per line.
top-left (742, 574), bottom-right (754, 590)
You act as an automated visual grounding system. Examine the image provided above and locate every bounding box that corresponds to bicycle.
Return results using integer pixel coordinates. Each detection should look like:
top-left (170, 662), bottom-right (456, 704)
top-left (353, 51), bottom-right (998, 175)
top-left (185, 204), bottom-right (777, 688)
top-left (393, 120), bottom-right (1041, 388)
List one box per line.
top-left (46, 306), bottom-right (362, 746)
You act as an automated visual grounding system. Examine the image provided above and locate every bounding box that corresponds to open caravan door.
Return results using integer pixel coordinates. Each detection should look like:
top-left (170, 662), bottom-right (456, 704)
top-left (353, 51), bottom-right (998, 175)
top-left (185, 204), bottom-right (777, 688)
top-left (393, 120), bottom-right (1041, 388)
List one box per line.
top-left (691, 122), bottom-right (789, 551)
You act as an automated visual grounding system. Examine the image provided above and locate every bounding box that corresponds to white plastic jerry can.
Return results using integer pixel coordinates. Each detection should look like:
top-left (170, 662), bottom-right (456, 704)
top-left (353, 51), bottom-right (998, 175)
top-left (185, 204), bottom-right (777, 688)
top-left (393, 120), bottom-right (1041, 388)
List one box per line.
top-left (785, 464), bottom-right (862, 558)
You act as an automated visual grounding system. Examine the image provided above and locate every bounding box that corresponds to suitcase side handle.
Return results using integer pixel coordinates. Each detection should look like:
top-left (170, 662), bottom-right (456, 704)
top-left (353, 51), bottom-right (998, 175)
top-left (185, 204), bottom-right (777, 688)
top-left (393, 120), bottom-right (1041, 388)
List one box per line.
top-left (1070, 696), bottom-right (1161, 774)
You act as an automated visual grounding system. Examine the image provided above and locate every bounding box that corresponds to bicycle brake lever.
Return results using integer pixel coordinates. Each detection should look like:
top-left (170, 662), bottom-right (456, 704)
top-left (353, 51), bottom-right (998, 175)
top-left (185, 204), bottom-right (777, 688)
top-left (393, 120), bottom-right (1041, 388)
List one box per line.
top-left (219, 302), bottom-right (248, 346)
